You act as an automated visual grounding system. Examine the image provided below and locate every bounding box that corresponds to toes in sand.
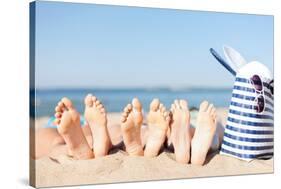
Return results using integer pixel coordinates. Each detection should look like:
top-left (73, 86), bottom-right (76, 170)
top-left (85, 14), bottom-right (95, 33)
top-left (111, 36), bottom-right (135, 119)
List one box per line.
top-left (54, 97), bottom-right (94, 159)
top-left (191, 101), bottom-right (217, 165)
top-left (144, 99), bottom-right (170, 158)
top-left (84, 94), bottom-right (111, 157)
top-left (170, 99), bottom-right (191, 164)
top-left (121, 98), bottom-right (144, 156)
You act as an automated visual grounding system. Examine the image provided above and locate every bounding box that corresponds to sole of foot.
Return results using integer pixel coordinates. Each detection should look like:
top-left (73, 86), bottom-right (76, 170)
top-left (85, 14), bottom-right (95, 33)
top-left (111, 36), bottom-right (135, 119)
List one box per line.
top-left (84, 94), bottom-right (111, 157)
top-left (144, 99), bottom-right (170, 158)
top-left (170, 99), bottom-right (191, 164)
top-left (121, 98), bottom-right (144, 156)
top-left (191, 101), bottom-right (217, 165)
top-left (54, 97), bottom-right (94, 159)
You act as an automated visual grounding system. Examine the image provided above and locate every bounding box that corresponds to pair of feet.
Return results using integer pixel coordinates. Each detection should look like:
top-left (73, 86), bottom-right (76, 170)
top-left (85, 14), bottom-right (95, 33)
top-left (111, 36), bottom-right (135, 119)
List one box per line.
top-left (54, 94), bottom-right (111, 159)
top-left (121, 98), bottom-right (170, 157)
top-left (170, 100), bottom-right (217, 165)
top-left (121, 99), bottom-right (217, 165)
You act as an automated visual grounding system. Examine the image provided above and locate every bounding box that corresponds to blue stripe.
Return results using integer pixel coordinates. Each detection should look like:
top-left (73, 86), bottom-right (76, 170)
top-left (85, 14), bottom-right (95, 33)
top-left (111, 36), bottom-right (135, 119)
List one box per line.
top-left (236, 77), bottom-right (249, 83)
top-left (220, 148), bottom-right (273, 159)
top-left (228, 117), bottom-right (274, 127)
top-left (229, 109), bottom-right (273, 120)
top-left (234, 85), bottom-right (255, 93)
top-left (236, 77), bottom-right (272, 91)
top-left (224, 132), bottom-right (273, 143)
top-left (232, 93), bottom-right (255, 101)
top-left (233, 92), bottom-right (274, 107)
top-left (226, 125), bottom-right (274, 135)
top-left (230, 101), bottom-right (274, 114)
top-left (234, 85), bottom-right (273, 100)
top-left (230, 101), bottom-right (256, 110)
top-left (222, 140), bottom-right (273, 151)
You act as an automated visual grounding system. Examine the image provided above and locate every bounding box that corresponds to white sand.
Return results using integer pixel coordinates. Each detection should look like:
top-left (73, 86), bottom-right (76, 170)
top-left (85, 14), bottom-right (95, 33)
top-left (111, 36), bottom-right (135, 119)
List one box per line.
top-left (32, 108), bottom-right (273, 188)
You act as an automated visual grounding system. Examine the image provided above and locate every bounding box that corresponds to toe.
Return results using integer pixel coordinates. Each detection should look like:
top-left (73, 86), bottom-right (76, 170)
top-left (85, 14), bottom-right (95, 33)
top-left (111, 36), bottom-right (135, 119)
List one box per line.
top-left (124, 106), bottom-right (130, 113)
top-left (179, 100), bottom-right (188, 110)
top-left (150, 98), bottom-right (160, 111)
top-left (165, 114), bottom-right (171, 122)
top-left (132, 98), bottom-right (142, 112)
top-left (95, 100), bottom-right (101, 106)
top-left (57, 101), bottom-right (65, 111)
top-left (170, 104), bottom-right (176, 113)
top-left (61, 97), bottom-right (74, 110)
top-left (55, 112), bottom-right (62, 118)
top-left (207, 104), bottom-right (214, 114)
top-left (160, 103), bottom-right (166, 112)
top-left (164, 110), bottom-right (171, 122)
top-left (122, 111), bottom-right (128, 118)
top-left (91, 96), bottom-right (97, 103)
top-left (121, 115), bottom-right (127, 123)
top-left (54, 118), bottom-right (60, 125)
top-left (97, 103), bottom-right (103, 110)
top-left (121, 105), bottom-right (131, 122)
top-left (199, 100), bottom-right (209, 112)
top-left (127, 104), bottom-right (133, 111)
top-left (174, 99), bottom-right (180, 109)
top-left (84, 94), bottom-right (93, 107)
top-left (123, 104), bottom-right (132, 115)
top-left (100, 108), bottom-right (106, 113)
top-left (211, 108), bottom-right (216, 118)
top-left (55, 105), bottom-right (62, 113)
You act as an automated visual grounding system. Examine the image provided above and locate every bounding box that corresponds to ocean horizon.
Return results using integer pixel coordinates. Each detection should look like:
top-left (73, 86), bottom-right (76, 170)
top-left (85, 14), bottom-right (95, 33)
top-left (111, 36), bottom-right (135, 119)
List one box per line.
top-left (35, 87), bottom-right (232, 117)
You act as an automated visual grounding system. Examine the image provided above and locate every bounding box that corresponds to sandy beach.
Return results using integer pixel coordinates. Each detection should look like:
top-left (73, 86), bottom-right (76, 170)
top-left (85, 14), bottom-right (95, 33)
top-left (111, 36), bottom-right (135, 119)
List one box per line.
top-left (33, 108), bottom-right (273, 187)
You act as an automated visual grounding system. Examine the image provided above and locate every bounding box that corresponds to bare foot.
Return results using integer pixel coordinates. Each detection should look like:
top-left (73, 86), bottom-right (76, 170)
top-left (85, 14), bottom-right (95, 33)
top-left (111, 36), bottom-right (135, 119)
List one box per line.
top-left (191, 101), bottom-right (217, 165)
top-left (54, 97), bottom-right (94, 159)
top-left (144, 99), bottom-right (170, 157)
top-left (121, 98), bottom-right (144, 156)
top-left (84, 94), bottom-right (111, 157)
top-left (169, 99), bottom-right (191, 164)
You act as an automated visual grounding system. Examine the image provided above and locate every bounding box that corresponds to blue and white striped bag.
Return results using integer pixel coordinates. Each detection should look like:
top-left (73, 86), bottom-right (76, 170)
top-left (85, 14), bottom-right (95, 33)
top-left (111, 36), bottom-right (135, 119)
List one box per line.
top-left (210, 46), bottom-right (274, 161)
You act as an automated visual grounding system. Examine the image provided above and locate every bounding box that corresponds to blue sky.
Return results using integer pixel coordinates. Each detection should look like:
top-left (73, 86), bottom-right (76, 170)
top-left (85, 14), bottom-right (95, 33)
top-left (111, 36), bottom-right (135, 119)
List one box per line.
top-left (35, 1), bottom-right (273, 89)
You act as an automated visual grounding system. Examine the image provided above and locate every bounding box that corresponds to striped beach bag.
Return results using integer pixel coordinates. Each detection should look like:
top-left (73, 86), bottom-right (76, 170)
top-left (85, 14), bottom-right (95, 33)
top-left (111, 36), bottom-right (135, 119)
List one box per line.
top-left (210, 46), bottom-right (274, 161)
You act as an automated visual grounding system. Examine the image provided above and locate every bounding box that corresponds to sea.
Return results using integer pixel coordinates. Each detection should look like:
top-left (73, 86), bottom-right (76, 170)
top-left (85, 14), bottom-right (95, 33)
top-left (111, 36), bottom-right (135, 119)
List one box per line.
top-left (35, 88), bottom-right (232, 117)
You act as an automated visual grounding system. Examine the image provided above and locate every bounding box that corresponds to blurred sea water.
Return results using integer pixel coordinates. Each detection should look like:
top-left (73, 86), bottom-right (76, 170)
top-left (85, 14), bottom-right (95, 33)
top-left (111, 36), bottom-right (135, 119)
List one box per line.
top-left (35, 88), bottom-right (232, 117)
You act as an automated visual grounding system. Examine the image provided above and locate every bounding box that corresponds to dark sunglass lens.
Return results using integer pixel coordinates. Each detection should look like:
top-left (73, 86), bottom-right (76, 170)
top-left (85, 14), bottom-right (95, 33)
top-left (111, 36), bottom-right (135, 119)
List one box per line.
top-left (257, 95), bottom-right (265, 113)
top-left (251, 75), bottom-right (263, 91)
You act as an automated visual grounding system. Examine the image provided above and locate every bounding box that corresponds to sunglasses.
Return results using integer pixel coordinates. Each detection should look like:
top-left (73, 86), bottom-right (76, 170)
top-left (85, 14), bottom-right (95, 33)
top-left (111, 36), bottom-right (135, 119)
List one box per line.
top-left (250, 75), bottom-right (265, 113)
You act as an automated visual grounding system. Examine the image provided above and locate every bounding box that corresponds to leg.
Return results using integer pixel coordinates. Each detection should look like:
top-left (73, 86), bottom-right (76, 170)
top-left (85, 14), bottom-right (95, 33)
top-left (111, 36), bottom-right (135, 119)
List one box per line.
top-left (84, 94), bottom-right (111, 157)
top-left (35, 128), bottom-right (65, 159)
top-left (169, 99), bottom-right (191, 164)
top-left (191, 101), bottom-right (217, 165)
top-left (121, 98), bottom-right (144, 156)
top-left (54, 97), bottom-right (94, 159)
top-left (144, 99), bottom-right (170, 157)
